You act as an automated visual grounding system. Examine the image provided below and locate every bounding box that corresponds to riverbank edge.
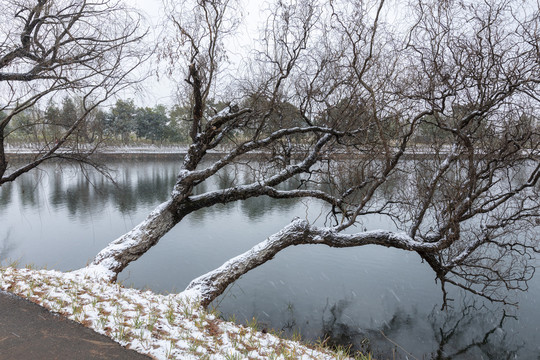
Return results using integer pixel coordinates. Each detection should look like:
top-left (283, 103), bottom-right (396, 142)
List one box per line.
top-left (4, 145), bottom-right (191, 161)
top-left (5, 144), bottom-right (539, 162)
top-left (0, 266), bottom-right (363, 360)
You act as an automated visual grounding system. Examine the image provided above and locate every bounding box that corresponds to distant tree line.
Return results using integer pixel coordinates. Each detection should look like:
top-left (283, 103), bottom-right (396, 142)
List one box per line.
top-left (3, 96), bottom-right (537, 148)
top-left (3, 97), bottom-right (228, 145)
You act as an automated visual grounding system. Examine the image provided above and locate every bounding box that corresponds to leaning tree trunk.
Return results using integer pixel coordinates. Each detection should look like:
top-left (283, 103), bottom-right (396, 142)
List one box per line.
top-left (185, 218), bottom-right (310, 306)
top-left (185, 218), bottom-right (438, 307)
top-left (76, 198), bottom-right (188, 281)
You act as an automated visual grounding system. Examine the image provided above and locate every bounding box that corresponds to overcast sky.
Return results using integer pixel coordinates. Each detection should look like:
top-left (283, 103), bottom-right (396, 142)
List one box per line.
top-left (125, 0), bottom-right (263, 107)
top-left (125, 0), bottom-right (407, 107)
top-left (125, 0), bottom-right (171, 106)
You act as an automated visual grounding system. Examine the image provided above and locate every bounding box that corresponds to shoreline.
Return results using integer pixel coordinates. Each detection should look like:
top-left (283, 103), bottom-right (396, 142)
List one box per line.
top-left (0, 266), bottom-right (360, 360)
top-left (5, 143), bottom-right (539, 162)
top-left (8, 144), bottom-right (537, 162)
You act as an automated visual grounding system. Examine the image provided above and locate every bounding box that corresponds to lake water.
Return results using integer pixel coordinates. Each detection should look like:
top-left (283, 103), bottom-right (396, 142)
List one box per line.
top-left (1, 159), bottom-right (538, 359)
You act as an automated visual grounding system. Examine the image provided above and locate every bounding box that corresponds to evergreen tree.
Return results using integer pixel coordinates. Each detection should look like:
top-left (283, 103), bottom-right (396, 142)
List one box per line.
top-left (106, 99), bottom-right (137, 143)
top-left (134, 105), bottom-right (168, 143)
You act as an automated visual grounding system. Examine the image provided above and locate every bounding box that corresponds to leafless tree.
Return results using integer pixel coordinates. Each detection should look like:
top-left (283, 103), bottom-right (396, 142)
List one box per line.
top-left (0, 0), bottom-right (147, 186)
top-left (79, 0), bottom-right (539, 310)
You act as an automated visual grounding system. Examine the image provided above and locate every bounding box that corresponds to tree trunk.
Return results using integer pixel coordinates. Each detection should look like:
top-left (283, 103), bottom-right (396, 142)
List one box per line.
top-left (185, 218), bottom-right (433, 307)
top-left (185, 218), bottom-right (310, 306)
top-left (78, 199), bottom-right (186, 281)
top-left (0, 130), bottom-right (6, 181)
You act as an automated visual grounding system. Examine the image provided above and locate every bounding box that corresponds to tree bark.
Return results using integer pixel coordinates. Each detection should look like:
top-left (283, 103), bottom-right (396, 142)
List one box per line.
top-left (185, 219), bottom-right (310, 306)
top-left (81, 199), bottom-right (185, 281)
top-left (185, 218), bottom-right (447, 307)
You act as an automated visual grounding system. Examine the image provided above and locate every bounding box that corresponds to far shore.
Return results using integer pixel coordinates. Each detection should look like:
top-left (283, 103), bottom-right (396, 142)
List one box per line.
top-left (4, 143), bottom-right (539, 161)
top-left (5, 144), bottom-right (189, 161)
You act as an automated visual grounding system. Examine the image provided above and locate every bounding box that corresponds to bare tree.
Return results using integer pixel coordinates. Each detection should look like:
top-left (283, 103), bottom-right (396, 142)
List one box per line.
top-left (0, 0), bottom-right (147, 186)
top-left (79, 0), bottom-right (539, 310)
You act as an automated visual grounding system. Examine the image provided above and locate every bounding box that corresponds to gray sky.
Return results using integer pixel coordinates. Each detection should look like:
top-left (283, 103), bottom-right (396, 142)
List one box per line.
top-left (125, 0), bottom-right (405, 107)
top-left (125, 0), bottom-right (172, 106)
top-left (126, 0), bottom-right (263, 107)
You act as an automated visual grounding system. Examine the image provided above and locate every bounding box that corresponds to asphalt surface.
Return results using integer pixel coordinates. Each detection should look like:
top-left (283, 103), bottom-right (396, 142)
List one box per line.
top-left (0, 290), bottom-right (151, 360)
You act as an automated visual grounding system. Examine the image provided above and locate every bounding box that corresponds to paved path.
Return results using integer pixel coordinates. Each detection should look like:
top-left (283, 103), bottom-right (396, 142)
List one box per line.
top-left (0, 290), bottom-right (150, 360)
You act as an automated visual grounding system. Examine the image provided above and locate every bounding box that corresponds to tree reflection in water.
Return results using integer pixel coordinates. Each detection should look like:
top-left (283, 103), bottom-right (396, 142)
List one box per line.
top-left (0, 230), bottom-right (17, 264)
top-left (2, 161), bottom-right (536, 357)
top-left (7, 161), bottom-right (305, 223)
top-left (320, 295), bottom-right (521, 359)
top-left (8, 162), bottom-right (179, 217)
top-left (428, 302), bottom-right (521, 360)
top-left (0, 181), bottom-right (13, 210)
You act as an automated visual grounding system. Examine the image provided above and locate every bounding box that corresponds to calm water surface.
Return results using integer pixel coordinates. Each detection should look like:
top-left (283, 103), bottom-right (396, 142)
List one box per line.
top-left (0, 160), bottom-right (538, 359)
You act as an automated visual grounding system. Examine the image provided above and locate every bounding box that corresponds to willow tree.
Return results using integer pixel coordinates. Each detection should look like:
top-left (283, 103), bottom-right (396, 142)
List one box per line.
top-left (0, 0), bottom-right (146, 186)
top-left (80, 0), bottom-right (539, 308)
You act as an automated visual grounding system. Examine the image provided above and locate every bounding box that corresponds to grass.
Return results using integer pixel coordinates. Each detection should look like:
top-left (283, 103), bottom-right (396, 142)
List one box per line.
top-left (0, 265), bottom-right (373, 360)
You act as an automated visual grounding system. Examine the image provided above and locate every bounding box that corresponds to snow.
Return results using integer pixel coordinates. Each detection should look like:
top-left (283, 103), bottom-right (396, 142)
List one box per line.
top-left (5, 143), bottom-right (538, 158)
top-left (69, 263), bottom-right (117, 281)
top-left (0, 266), bottom-right (350, 360)
top-left (186, 219), bottom-right (310, 295)
top-left (4, 144), bottom-right (191, 155)
top-left (318, 227), bottom-right (422, 251)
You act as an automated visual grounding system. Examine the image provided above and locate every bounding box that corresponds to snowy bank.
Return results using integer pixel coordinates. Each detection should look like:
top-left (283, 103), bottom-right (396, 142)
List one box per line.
top-left (0, 266), bottom-right (356, 360)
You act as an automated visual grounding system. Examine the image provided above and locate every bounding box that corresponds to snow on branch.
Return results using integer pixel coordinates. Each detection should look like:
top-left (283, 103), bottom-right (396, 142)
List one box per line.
top-left (186, 218), bottom-right (437, 307)
top-left (185, 218), bottom-right (310, 306)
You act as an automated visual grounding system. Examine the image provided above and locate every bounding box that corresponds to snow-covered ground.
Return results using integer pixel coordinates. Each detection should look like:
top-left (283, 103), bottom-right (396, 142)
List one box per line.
top-left (0, 266), bottom-right (354, 360)
top-left (4, 143), bottom-right (191, 154)
top-left (6, 142), bottom-right (539, 157)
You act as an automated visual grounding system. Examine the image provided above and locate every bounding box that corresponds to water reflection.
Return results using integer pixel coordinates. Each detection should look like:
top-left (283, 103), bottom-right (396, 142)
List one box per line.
top-left (4, 162), bottom-right (178, 218)
top-left (0, 182), bottom-right (13, 210)
top-left (1, 160), bottom-right (539, 359)
top-left (2, 160), bottom-right (396, 223)
top-left (321, 295), bottom-right (522, 359)
top-left (241, 195), bottom-right (299, 221)
top-left (428, 304), bottom-right (521, 359)
top-left (0, 230), bottom-right (17, 263)
top-left (18, 172), bottom-right (42, 208)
